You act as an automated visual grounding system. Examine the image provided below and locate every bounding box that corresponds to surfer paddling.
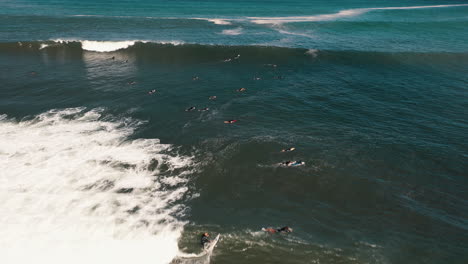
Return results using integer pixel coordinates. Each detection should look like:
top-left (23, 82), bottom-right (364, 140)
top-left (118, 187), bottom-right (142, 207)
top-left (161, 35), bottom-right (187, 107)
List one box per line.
top-left (224, 120), bottom-right (238, 124)
top-left (281, 147), bottom-right (295, 152)
top-left (280, 160), bottom-right (305, 167)
top-left (263, 226), bottom-right (293, 234)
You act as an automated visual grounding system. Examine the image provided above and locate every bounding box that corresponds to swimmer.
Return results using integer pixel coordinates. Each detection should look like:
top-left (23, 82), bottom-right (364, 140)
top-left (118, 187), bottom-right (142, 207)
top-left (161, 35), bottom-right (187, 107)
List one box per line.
top-left (263, 226), bottom-right (293, 234)
top-left (236, 88), bottom-right (246, 92)
top-left (148, 89), bottom-right (156, 95)
top-left (281, 147), bottom-right (295, 152)
top-left (224, 120), bottom-right (238, 124)
top-left (185, 106), bottom-right (196, 112)
top-left (199, 107), bottom-right (209, 112)
top-left (209, 96), bottom-right (217, 100)
top-left (200, 233), bottom-right (210, 247)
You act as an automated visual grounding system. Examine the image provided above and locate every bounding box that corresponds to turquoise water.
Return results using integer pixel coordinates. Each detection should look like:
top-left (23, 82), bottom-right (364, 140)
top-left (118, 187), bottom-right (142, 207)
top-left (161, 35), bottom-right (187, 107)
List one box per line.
top-left (1, 1), bottom-right (467, 264)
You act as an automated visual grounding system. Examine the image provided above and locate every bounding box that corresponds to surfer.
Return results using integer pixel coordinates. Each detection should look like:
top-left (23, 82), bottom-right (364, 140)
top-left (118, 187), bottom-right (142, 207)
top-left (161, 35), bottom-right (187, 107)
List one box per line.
top-left (201, 233), bottom-right (211, 247)
top-left (199, 107), bottom-right (209, 112)
top-left (281, 160), bottom-right (304, 167)
top-left (224, 120), bottom-right (237, 124)
top-left (281, 147), bottom-right (295, 152)
top-left (186, 106), bottom-right (196, 112)
top-left (264, 226), bottom-right (293, 234)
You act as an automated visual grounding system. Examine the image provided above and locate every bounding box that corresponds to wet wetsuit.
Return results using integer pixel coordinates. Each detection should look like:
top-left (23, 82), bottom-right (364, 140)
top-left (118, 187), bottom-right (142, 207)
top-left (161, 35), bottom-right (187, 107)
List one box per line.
top-left (201, 234), bottom-right (210, 247)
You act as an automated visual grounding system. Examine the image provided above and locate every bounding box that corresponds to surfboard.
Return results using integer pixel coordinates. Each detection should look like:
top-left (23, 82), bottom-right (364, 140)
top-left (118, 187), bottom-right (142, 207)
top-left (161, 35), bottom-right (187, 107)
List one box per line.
top-left (204, 234), bottom-right (220, 253)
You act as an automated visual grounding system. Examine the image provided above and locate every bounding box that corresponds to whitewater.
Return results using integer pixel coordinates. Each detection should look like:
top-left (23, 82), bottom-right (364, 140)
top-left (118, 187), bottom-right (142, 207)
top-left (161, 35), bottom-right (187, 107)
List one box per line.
top-left (0, 108), bottom-right (196, 264)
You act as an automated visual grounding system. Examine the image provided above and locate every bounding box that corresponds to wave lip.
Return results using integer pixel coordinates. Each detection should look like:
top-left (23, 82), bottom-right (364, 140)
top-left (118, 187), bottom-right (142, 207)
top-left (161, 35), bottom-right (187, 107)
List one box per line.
top-left (49, 39), bottom-right (184, 52)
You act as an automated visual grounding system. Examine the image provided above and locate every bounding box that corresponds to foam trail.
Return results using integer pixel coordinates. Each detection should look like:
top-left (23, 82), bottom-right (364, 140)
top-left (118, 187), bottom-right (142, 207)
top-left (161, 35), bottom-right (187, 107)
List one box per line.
top-left (221, 27), bottom-right (243, 36)
top-left (275, 28), bottom-right (314, 38)
top-left (0, 108), bottom-right (195, 264)
top-left (249, 4), bottom-right (468, 24)
top-left (193, 18), bottom-right (233, 25)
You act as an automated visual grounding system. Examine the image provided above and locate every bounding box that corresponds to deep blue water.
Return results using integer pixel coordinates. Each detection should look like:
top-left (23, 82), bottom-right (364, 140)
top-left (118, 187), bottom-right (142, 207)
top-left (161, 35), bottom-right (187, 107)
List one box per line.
top-left (1, 1), bottom-right (467, 264)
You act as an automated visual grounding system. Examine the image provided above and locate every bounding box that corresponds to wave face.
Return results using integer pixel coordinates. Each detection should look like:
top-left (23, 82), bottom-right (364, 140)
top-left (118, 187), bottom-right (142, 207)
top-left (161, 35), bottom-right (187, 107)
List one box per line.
top-left (0, 108), bottom-right (196, 264)
top-left (2, 40), bottom-right (468, 66)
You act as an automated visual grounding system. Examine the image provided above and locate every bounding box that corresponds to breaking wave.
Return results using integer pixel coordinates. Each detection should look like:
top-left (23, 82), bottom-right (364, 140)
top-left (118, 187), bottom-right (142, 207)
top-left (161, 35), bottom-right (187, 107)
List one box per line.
top-left (0, 107), bottom-right (196, 264)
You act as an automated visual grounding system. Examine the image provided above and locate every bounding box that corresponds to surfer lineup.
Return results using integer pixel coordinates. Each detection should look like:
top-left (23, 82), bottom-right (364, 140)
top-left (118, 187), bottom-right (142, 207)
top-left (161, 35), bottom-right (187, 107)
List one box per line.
top-left (113, 54), bottom-right (303, 254)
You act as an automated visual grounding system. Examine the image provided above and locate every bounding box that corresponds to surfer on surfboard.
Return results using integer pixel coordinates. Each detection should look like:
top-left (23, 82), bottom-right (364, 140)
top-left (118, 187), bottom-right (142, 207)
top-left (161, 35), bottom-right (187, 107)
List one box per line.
top-left (263, 226), bottom-right (293, 234)
top-left (280, 160), bottom-right (305, 167)
top-left (201, 232), bottom-right (210, 247)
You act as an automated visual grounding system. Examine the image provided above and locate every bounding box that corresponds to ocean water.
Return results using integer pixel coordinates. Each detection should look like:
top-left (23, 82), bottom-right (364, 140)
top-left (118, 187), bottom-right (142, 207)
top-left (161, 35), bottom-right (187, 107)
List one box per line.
top-left (1, 0), bottom-right (467, 263)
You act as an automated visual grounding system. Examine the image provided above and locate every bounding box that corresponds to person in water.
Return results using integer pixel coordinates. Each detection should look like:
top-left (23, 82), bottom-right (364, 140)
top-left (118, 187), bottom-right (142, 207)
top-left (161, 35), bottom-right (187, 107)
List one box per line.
top-left (201, 232), bottom-right (211, 247)
top-left (148, 89), bottom-right (156, 95)
top-left (264, 226), bottom-right (293, 234)
top-left (186, 106), bottom-right (196, 112)
top-left (209, 96), bottom-right (217, 100)
top-left (237, 88), bottom-right (246, 92)
top-left (281, 147), bottom-right (295, 152)
top-left (199, 107), bottom-right (209, 112)
top-left (281, 160), bottom-right (304, 166)
top-left (224, 120), bottom-right (237, 124)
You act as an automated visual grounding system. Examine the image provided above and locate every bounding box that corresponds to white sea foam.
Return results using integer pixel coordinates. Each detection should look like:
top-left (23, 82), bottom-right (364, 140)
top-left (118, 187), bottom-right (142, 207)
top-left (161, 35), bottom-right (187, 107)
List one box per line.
top-left (206, 18), bottom-right (232, 25)
top-left (50, 39), bottom-right (184, 52)
top-left (275, 28), bottom-right (314, 38)
top-left (248, 4), bottom-right (468, 24)
top-left (81, 40), bottom-right (137, 52)
top-left (191, 17), bottom-right (235, 25)
top-left (39, 44), bottom-right (49, 50)
top-left (306, 49), bottom-right (318, 57)
top-left (0, 108), bottom-right (195, 264)
top-left (221, 27), bottom-right (243, 35)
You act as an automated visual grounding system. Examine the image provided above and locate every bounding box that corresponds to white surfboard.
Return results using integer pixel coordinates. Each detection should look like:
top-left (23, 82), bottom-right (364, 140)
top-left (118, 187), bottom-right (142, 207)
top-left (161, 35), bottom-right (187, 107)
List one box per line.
top-left (204, 234), bottom-right (220, 253)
